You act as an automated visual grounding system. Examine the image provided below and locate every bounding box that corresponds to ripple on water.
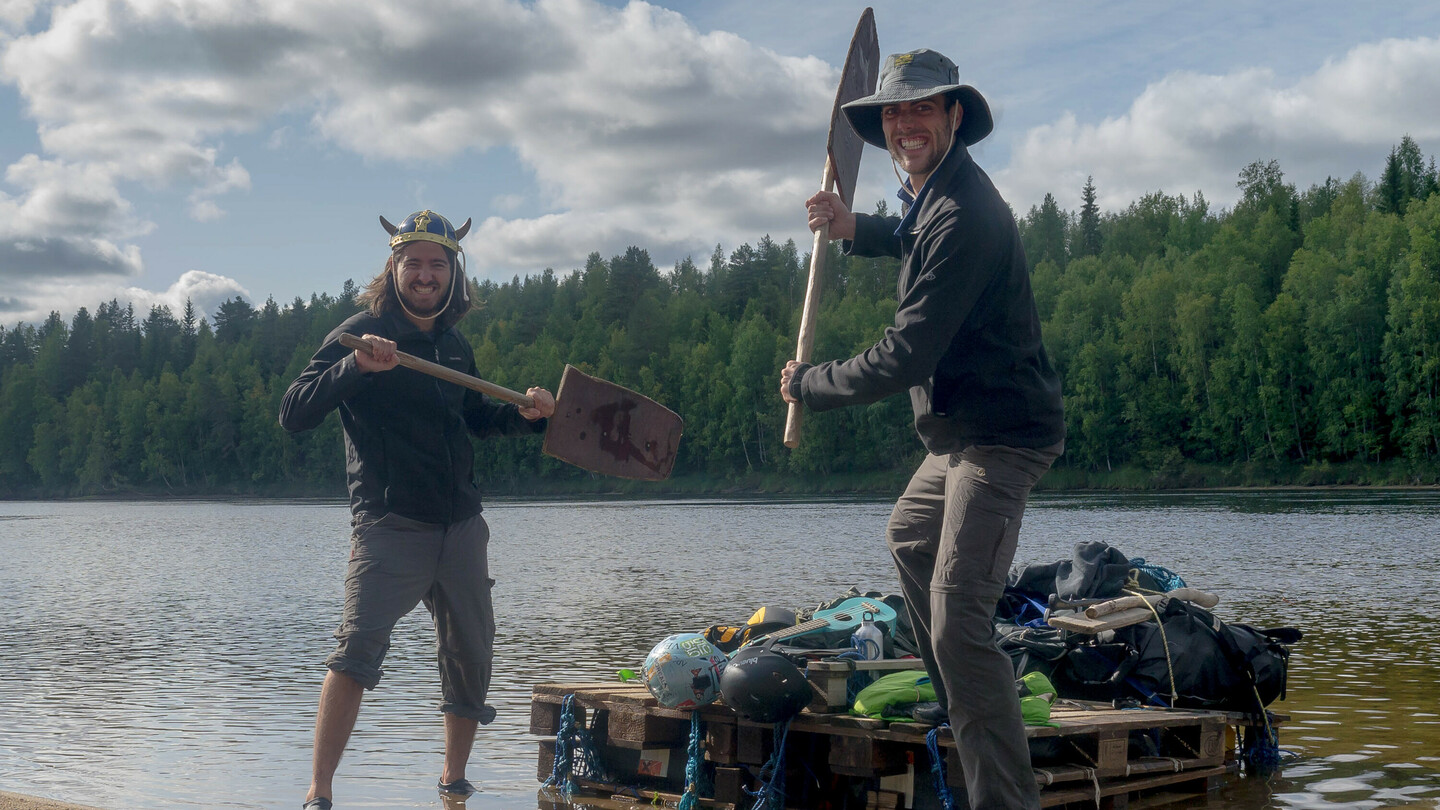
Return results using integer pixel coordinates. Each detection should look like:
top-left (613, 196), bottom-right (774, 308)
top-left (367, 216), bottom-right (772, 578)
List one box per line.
top-left (1, 493), bottom-right (1438, 810)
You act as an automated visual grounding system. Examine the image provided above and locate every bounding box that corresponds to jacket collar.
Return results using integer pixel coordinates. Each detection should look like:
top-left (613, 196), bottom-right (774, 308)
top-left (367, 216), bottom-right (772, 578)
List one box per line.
top-left (379, 305), bottom-right (440, 342)
top-left (894, 140), bottom-right (974, 237)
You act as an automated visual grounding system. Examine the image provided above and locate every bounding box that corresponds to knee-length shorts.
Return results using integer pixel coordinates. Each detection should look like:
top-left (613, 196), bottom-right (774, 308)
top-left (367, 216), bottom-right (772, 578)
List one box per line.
top-left (325, 510), bottom-right (497, 723)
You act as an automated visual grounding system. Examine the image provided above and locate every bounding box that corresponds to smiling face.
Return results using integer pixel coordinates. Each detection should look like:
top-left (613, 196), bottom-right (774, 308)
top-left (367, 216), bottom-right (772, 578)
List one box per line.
top-left (393, 241), bottom-right (452, 322)
top-left (881, 93), bottom-right (960, 189)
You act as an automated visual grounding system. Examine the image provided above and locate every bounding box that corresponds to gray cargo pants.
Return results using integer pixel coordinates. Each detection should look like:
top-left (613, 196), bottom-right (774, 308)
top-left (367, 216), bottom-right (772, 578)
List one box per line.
top-left (887, 442), bottom-right (1061, 810)
top-left (326, 511), bottom-right (498, 723)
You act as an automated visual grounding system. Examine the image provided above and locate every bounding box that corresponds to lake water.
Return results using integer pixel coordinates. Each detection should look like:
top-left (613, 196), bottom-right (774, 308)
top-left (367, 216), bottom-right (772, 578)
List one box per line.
top-left (1, 492), bottom-right (1437, 809)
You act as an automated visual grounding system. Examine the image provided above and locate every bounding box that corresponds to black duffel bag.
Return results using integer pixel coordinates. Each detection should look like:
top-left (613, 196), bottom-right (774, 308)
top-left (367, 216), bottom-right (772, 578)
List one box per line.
top-left (1116, 599), bottom-right (1301, 711)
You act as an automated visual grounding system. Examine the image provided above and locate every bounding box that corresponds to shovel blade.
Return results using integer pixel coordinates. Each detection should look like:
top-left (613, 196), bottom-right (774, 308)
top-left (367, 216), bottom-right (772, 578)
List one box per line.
top-left (542, 365), bottom-right (684, 480)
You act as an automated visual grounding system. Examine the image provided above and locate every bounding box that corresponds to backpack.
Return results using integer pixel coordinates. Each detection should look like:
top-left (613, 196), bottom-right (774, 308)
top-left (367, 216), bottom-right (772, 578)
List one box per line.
top-left (1052, 599), bottom-right (1300, 711)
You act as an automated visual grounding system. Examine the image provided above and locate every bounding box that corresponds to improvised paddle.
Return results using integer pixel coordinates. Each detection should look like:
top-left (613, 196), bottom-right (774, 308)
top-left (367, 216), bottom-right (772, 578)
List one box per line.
top-left (339, 333), bottom-right (683, 480)
top-left (784, 8), bottom-right (879, 448)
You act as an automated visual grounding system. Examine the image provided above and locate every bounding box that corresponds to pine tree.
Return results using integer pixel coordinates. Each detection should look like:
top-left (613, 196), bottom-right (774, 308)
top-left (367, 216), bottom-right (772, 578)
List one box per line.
top-left (1078, 176), bottom-right (1102, 257)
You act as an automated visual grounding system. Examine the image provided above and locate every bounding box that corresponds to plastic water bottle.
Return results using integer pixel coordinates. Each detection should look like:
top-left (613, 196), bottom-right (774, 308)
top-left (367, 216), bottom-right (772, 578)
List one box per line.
top-left (852, 612), bottom-right (884, 660)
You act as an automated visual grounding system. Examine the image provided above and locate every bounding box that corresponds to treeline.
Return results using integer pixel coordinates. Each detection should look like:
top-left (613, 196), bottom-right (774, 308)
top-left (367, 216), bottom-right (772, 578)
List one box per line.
top-left (1, 139), bottom-right (1437, 497)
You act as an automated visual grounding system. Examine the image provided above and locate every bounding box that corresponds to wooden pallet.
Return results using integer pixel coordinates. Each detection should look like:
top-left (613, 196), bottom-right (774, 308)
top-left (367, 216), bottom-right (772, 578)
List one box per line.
top-left (532, 679), bottom-right (1274, 809)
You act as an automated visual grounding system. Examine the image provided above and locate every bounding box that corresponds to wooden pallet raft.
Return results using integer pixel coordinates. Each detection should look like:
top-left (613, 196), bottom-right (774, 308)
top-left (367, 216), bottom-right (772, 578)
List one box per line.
top-left (531, 670), bottom-right (1280, 810)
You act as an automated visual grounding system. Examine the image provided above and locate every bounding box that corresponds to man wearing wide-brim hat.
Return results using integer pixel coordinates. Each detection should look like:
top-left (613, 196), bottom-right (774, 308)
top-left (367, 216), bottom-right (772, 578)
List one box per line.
top-left (782, 48), bottom-right (1065, 810)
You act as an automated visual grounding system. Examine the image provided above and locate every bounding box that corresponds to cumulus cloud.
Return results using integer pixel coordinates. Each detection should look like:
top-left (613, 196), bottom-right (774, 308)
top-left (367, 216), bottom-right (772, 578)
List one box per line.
top-left (1, 0), bottom-right (836, 288)
top-left (1, 270), bottom-right (249, 329)
top-left (996, 36), bottom-right (1440, 213)
top-left (0, 156), bottom-right (147, 285)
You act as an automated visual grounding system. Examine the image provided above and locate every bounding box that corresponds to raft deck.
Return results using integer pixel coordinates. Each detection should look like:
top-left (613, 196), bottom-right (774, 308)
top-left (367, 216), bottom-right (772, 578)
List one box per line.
top-left (531, 661), bottom-right (1282, 809)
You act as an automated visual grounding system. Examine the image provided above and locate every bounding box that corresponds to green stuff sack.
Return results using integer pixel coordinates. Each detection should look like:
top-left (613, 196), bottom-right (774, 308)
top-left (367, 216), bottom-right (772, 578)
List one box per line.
top-left (1018, 670), bottom-right (1058, 726)
top-left (851, 670), bottom-right (936, 720)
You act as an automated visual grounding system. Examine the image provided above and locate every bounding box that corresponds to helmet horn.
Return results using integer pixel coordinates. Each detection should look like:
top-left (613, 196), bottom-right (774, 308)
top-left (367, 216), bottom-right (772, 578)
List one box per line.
top-left (455, 218), bottom-right (472, 242)
top-left (379, 215), bottom-right (399, 236)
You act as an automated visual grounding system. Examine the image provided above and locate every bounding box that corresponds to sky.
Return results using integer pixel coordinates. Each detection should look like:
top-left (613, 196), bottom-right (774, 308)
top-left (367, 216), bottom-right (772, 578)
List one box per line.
top-left (1, 0), bottom-right (1439, 328)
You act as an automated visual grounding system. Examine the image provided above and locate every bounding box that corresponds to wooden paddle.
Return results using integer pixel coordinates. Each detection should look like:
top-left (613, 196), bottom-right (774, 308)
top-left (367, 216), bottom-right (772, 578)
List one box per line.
top-left (340, 333), bottom-right (684, 480)
top-left (783, 8), bottom-right (879, 448)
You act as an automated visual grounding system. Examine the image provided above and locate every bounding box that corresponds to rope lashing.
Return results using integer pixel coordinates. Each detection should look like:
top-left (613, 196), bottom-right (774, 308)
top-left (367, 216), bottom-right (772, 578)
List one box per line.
top-left (745, 719), bottom-right (792, 810)
top-left (925, 724), bottom-right (958, 810)
top-left (1125, 588), bottom-right (1178, 705)
top-left (677, 710), bottom-right (706, 810)
top-left (541, 693), bottom-right (618, 795)
top-left (541, 693), bottom-right (580, 794)
top-left (1241, 687), bottom-right (1283, 776)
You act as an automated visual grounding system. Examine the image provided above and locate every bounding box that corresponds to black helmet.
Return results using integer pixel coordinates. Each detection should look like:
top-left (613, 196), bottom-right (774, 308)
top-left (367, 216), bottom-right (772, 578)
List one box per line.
top-left (720, 647), bottom-right (813, 723)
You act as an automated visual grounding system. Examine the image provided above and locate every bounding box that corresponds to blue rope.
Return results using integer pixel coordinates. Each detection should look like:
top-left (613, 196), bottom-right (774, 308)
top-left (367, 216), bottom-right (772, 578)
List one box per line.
top-left (678, 710), bottom-right (705, 810)
top-left (541, 693), bottom-right (580, 794)
top-left (1241, 720), bottom-right (1282, 776)
top-left (745, 719), bottom-right (791, 810)
top-left (925, 724), bottom-right (958, 810)
top-left (1129, 557), bottom-right (1187, 591)
top-left (836, 647), bottom-right (869, 706)
top-left (541, 693), bottom-right (621, 796)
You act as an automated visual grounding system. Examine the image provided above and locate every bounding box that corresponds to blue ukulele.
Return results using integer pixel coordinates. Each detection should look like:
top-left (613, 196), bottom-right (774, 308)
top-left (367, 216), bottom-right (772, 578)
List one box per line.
top-left (742, 597), bottom-right (898, 649)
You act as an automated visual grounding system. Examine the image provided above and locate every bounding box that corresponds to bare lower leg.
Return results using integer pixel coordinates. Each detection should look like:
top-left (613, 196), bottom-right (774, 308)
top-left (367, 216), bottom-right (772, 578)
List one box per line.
top-left (307, 670), bottom-right (365, 802)
top-left (441, 713), bottom-right (479, 784)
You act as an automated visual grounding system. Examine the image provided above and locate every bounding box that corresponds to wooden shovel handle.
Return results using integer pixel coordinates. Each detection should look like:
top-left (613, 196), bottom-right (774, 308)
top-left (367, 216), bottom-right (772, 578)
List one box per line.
top-left (338, 332), bottom-right (534, 408)
top-left (784, 156), bottom-right (837, 448)
top-left (1083, 587), bottom-right (1219, 619)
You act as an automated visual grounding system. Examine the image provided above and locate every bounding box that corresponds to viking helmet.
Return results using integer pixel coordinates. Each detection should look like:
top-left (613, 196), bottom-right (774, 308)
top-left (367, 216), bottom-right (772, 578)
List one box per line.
top-left (379, 210), bottom-right (472, 253)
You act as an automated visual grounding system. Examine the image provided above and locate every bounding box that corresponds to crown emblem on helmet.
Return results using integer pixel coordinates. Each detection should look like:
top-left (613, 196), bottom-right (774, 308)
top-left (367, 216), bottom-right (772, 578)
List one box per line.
top-left (379, 210), bottom-right (473, 253)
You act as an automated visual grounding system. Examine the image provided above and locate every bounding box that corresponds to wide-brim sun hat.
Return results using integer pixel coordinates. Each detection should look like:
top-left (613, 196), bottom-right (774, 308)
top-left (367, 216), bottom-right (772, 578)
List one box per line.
top-left (841, 48), bottom-right (993, 149)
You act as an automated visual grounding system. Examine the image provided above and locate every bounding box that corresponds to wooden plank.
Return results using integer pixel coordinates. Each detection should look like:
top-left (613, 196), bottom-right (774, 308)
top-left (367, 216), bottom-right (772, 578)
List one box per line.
top-left (529, 699), bottom-right (585, 736)
top-left (1048, 607), bottom-right (1154, 633)
top-left (537, 776), bottom-right (738, 809)
top-left (1037, 764), bottom-right (1232, 808)
top-left (713, 765), bottom-right (747, 804)
top-left (606, 705), bottom-right (690, 749)
top-left (805, 658), bottom-right (927, 712)
top-left (706, 721), bottom-right (739, 765)
top-left (866, 789), bottom-right (902, 809)
top-left (806, 658), bottom-right (928, 673)
top-left (1095, 729), bottom-right (1129, 777)
top-left (536, 738), bottom-right (556, 783)
top-left (828, 734), bottom-right (910, 778)
top-left (737, 723), bottom-right (768, 765)
top-left (532, 681), bottom-right (622, 697)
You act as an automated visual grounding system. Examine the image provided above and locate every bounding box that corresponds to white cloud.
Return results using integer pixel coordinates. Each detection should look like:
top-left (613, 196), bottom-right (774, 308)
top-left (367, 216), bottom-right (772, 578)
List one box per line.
top-left (996, 36), bottom-right (1440, 213)
top-left (142, 269), bottom-right (251, 318)
top-left (0, 269), bottom-right (248, 328)
top-left (3, 155), bottom-right (152, 240)
top-left (0, 0), bottom-right (41, 31)
top-left (1, 0), bottom-right (836, 288)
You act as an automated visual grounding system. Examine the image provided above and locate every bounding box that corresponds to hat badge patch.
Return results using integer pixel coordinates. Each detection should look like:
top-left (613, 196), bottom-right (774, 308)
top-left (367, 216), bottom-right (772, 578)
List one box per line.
top-left (894, 53), bottom-right (914, 66)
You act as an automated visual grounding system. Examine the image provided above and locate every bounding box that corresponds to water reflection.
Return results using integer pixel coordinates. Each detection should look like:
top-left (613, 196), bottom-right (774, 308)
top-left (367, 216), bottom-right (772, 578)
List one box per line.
top-left (0, 492), bottom-right (1437, 809)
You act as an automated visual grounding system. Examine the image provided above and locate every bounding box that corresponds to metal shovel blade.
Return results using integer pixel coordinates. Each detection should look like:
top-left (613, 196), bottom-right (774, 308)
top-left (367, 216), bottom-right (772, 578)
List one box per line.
top-left (543, 365), bottom-right (684, 480)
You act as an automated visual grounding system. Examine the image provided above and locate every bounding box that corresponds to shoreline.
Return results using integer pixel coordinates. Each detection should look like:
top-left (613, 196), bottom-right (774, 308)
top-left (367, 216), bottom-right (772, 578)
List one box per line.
top-left (1, 481), bottom-right (1438, 504)
top-left (0, 792), bottom-right (101, 810)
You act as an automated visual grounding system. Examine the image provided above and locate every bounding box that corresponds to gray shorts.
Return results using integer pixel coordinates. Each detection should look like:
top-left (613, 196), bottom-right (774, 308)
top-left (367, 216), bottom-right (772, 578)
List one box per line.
top-left (326, 510), bottom-right (497, 723)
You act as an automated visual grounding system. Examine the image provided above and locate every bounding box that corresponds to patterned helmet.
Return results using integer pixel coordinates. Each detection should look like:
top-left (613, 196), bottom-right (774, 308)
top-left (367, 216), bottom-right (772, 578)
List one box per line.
top-left (643, 633), bottom-right (728, 710)
top-left (379, 210), bottom-right (472, 253)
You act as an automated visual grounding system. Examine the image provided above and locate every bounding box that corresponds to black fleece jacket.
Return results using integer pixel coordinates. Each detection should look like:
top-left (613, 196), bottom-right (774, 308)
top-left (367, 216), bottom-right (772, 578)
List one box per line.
top-left (279, 308), bottom-right (545, 524)
top-left (791, 142), bottom-right (1064, 454)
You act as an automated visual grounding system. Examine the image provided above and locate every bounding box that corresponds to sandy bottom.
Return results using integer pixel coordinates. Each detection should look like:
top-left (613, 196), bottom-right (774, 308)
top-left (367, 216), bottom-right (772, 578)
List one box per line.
top-left (0, 792), bottom-right (102, 810)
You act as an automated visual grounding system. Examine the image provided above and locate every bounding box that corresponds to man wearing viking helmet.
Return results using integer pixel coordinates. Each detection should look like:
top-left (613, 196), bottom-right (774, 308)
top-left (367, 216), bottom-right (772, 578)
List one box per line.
top-left (280, 210), bottom-right (556, 809)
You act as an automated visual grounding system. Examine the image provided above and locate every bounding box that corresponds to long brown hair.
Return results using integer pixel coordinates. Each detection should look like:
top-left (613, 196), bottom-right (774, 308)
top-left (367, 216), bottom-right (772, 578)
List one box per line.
top-left (357, 245), bottom-right (473, 330)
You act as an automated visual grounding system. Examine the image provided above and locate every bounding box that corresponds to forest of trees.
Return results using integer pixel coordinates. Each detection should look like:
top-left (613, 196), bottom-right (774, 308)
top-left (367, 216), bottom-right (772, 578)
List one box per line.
top-left (1, 138), bottom-right (1438, 498)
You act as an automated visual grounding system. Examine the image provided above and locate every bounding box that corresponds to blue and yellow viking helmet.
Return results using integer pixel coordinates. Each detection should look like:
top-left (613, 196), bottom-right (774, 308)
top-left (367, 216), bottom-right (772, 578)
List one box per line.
top-left (379, 210), bottom-right (472, 253)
